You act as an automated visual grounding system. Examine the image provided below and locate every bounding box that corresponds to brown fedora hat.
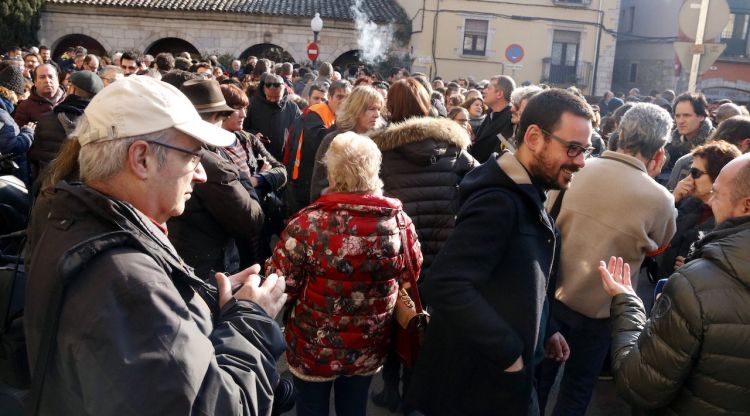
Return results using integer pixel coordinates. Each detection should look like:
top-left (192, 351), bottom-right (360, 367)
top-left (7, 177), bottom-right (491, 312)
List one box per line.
top-left (180, 78), bottom-right (234, 113)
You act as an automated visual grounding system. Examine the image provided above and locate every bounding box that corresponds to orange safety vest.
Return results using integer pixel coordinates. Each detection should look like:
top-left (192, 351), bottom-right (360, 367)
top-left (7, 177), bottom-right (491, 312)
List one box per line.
top-left (292, 103), bottom-right (336, 180)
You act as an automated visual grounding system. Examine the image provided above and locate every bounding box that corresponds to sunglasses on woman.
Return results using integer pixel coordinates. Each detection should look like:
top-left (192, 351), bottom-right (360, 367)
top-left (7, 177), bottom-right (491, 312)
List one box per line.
top-left (689, 167), bottom-right (707, 179)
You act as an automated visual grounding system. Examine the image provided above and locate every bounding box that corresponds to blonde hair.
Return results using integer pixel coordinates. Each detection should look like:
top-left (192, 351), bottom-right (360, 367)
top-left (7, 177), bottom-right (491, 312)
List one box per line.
top-left (335, 85), bottom-right (384, 132)
top-left (324, 131), bottom-right (383, 194)
top-left (0, 86), bottom-right (18, 105)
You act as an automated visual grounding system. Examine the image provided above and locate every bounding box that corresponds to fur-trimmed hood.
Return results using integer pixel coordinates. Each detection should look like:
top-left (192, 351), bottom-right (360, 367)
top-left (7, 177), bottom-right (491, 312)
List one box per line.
top-left (370, 117), bottom-right (471, 152)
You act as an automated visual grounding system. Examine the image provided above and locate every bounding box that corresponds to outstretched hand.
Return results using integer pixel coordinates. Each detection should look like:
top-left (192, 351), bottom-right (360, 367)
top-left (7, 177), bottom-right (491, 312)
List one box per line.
top-left (598, 256), bottom-right (635, 297)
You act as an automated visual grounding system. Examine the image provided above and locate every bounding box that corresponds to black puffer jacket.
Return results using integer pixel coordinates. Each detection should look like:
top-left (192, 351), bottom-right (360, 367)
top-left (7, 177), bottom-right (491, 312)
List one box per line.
top-left (370, 117), bottom-right (477, 274)
top-left (610, 216), bottom-right (750, 415)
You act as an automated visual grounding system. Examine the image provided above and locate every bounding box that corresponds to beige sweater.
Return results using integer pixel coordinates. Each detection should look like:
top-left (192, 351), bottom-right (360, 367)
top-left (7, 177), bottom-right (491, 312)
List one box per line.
top-left (548, 151), bottom-right (676, 318)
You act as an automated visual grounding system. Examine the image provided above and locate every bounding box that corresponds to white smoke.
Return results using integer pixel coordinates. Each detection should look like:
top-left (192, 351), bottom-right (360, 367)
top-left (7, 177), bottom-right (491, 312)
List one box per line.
top-left (351, 0), bottom-right (394, 64)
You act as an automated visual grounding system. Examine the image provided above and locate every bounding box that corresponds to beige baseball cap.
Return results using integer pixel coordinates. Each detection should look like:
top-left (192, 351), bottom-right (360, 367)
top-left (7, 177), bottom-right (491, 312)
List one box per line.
top-left (77, 75), bottom-right (235, 147)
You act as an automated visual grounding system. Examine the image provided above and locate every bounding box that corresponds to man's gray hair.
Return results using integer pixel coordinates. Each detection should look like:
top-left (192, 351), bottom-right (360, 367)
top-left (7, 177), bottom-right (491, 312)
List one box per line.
top-left (618, 103), bottom-right (674, 159)
top-left (74, 116), bottom-right (174, 183)
top-left (510, 85), bottom-right (543, 108)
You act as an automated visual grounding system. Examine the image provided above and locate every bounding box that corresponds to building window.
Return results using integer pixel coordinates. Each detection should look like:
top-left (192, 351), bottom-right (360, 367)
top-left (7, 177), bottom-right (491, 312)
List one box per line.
top-left (549, 30), bottom-right (580, 83)
top-left (463, 19), bottom-right (488, 56)
top-left (620, 6), bottom-right (635, 34)
top-left (629, 63), bottom-right (638, 83)
top-left (721, 13), bottom-right (749, 57)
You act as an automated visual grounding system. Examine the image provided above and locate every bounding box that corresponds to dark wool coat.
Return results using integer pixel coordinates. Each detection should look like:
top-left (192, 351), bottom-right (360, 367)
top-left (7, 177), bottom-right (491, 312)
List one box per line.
top-left (25, 182), bottom-right (284, 415)
top-left (610, 216), bottom-right (750, 415)
top-left (406, 152), bottom-right (558, 416)
top-left (469, 105), bottom-right (514, 163)
top-left (370, 117), bottom-right (477, 275)
top-left (266, 192), bottom-right (422, 380)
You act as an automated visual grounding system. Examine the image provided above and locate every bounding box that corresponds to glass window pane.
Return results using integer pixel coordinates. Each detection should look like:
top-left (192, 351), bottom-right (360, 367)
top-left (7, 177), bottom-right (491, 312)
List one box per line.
top-left (565, 43), bottom-right (578, 66)
top-left (551, 43), bottom-right (563, 64)
top-left (476, 36), bottom-right (486, 52)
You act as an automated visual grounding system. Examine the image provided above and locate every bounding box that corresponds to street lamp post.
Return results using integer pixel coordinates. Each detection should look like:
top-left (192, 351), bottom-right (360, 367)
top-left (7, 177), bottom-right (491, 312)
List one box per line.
top-left (310, 12), bottom-right (323, 69)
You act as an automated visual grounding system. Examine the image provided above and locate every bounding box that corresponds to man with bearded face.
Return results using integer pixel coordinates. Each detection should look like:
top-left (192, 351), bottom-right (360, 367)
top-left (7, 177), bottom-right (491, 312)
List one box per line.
top-left (537, 103), bottom-right (677, 415)
top-left (406, 89), bottom-right (594, 415)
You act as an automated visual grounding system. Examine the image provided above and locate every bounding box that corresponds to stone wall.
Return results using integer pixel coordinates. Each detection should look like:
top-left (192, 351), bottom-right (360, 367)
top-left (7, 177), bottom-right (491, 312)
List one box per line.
top-left (38, 5), bottom-right (370, 63)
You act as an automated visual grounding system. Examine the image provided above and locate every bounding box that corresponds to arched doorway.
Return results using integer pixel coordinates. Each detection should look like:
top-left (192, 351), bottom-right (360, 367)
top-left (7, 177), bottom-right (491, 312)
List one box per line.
top-left (240, 44), bottom-right (295, 63)
top-left (333, 50), bottom-right (362, 70)
top-left (52, 34), bottom-right (107, 61)
top-left (145, 38), bottom-right (201, 60)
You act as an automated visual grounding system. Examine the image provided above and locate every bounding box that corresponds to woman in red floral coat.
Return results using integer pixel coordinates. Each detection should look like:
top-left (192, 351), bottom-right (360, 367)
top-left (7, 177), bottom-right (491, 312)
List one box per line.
top-left (266, 131), bottom-right (422, 416)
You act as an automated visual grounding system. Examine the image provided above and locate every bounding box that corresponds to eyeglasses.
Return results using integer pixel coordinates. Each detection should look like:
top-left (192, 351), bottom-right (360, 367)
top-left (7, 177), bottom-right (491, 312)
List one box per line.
top-left (265, 82), bottom-right (282, 89)
top-left (147, 141), bottom-right (203, 170)
top-left (689, 167), bottom-right (708, 180)
top-left (540, 128), bottom-right (595, 158)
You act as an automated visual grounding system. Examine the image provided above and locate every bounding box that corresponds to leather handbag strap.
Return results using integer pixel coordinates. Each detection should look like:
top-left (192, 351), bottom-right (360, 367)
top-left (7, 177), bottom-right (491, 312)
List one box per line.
top-left (396, 211), bottom-right (423, 313)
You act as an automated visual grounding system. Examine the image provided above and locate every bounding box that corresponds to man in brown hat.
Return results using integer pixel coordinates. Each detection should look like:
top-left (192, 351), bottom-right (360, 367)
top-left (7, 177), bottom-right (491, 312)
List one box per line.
top-left (168, 78), bottom-right (264, 280)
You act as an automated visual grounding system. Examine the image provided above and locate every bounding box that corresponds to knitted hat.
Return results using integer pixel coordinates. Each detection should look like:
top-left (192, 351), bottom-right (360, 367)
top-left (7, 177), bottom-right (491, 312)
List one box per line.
top-left (0, 65), bottom-right (26, 95)
top-left (70, 70), bottom-right (104, 95)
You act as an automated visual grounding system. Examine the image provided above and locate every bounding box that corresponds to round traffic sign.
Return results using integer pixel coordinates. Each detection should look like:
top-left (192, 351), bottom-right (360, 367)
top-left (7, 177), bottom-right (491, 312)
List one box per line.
top-left (505, 44), bottom-right (524, 64)
top-left (307, 42), bottom-right (319, 61)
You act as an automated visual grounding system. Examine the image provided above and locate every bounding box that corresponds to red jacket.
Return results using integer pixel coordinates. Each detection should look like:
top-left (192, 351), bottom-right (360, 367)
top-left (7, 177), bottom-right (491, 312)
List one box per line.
top-left (266, 192), bottom-right (422, 380)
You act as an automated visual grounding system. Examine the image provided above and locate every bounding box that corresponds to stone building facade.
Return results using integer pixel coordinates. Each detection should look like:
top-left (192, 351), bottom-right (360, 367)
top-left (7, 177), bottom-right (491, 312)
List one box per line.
top-left (39, 0), bottom-right (407, 66)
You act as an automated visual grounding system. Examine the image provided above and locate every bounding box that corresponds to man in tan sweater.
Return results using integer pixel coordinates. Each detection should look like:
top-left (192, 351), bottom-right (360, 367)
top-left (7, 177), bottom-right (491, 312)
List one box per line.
top-left (540, 103), bottom-right (677, 415)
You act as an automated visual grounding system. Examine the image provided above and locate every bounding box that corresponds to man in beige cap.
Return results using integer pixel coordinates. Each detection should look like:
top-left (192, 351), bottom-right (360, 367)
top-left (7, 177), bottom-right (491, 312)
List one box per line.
top-left (24, 76), bottom-right (287, 415)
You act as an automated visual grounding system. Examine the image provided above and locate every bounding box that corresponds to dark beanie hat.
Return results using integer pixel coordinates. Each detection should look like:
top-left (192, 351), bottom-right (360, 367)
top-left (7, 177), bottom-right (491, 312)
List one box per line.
top-left (0, 65), bottom-right (26, 95)
top-left (70, 70), bottom-right (104, 95)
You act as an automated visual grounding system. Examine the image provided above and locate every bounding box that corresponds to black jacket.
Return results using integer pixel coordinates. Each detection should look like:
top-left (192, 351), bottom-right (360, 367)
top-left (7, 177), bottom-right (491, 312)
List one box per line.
top-left (25, 181), bottom-right (284, 415)
top-left (285, 104), bottom-right (336, 216)
top-left (406, 152), bottom-right (558, 415)
top-left (242, 78), bottom-right (301, 161)
top-left (168, 148), bottom-right (264, 280)
top-left (469, 106), bottom-right (514, 163)
top-left (28, 95), bottom-right (90, 180)
top-left (657, 196), bottom-right (714, 277)
top-left (370, 117), bottom-right (477, 274)
top-left (610, 216), bottom-right (750, 415)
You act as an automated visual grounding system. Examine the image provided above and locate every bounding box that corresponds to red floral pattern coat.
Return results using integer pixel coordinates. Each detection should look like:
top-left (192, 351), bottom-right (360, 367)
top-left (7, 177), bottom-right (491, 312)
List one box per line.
top-left (266, 192), bottom-right (422, 380)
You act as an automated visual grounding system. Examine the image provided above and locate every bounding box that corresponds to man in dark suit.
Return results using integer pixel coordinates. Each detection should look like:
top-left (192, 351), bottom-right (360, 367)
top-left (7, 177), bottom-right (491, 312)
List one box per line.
top-left (469, 75), bottom-right (516, 163)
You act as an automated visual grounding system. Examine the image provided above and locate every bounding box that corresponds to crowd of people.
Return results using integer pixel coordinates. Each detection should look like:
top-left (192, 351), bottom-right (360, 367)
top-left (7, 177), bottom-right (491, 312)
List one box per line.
top-left (0, 43), bottom-right (749, 416)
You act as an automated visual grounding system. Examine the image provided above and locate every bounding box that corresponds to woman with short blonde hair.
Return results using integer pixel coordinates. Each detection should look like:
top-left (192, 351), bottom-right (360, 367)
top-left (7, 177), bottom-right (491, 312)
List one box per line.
top-left (324, 131), bottom-right (383, 194)
top-left (334, 85), bottom-right (384, 133)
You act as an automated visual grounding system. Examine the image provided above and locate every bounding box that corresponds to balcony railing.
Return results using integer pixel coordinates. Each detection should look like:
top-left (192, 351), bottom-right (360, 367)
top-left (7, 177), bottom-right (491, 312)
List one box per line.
top-left (542, 58), bottom-right (593, 88)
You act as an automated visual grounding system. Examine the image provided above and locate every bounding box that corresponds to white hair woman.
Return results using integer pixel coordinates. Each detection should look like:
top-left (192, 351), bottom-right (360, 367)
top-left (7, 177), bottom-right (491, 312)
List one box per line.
top-left (266, 131), bottom-right (422, 416)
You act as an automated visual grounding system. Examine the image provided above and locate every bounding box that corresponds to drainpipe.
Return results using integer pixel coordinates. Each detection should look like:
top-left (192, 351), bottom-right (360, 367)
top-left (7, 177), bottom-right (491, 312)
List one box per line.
top-left (592, 0), bottom-right (604, 96)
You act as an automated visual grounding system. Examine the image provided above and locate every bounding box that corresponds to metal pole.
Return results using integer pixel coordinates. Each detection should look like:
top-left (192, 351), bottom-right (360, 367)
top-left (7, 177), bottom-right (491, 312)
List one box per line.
top-left (313, 31), bottom-right (319, 69)
top-left (688, 0), bottom-right (710, 93)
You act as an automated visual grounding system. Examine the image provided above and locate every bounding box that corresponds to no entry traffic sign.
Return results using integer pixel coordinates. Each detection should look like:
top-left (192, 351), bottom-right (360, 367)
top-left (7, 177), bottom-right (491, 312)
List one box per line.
top-left (307, 42), bottom-right (319, 61)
